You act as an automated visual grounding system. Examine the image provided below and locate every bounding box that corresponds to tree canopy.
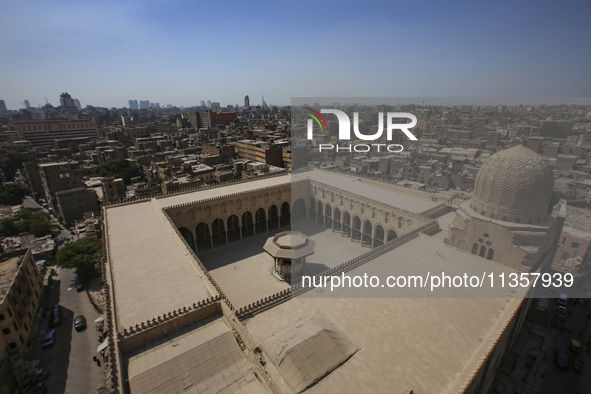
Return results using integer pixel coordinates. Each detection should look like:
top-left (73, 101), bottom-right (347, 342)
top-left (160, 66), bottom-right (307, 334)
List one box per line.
top-left (230, 170), bottom-right (242, 181)
top-left (0, 152), bottom-right (27, 183)
top-left (56, 240), bottom-right (103, 282)
top-left (30, 220), bottom-right (53, 237)
top-left (1, 208), bottom-right (54, 237)
top-left (0, 183), bottom-right (31, 205)
top-left (0, 218), bottom-right (19, 237)
top-left (95, 159), bottom-right (142, 184)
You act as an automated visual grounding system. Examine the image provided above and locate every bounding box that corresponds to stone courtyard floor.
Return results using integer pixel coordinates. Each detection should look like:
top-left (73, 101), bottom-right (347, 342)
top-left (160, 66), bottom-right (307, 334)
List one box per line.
top-left (197, 223), bottom-right (367, 308)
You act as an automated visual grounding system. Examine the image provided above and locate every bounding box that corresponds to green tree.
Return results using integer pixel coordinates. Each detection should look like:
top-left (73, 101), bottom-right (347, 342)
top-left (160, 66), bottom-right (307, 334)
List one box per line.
top-left (0, 183), bottom-right (31, 205)
top-left (230, 170), bottom-right (242, 181)
top-left (12, 208), bottom-right (53, 236)
top-left (149, 176), bottom-right (163, 184)
top-left (56, 240), bottom-right (103, 282)
top-left (31, 210), bottom-right (50, 221)
top-left (30, 220), bottom-right (52, 237)
top-left (95, 159), bottom-right (141, 184)
top-left (0, 218), bottom-right (19, 236)
top-left (0, 152), bottom-right (26, 182)
top-left (14, 208), bottom-right (35, 233)
top-left (14, 208), bottom-right (34, 221)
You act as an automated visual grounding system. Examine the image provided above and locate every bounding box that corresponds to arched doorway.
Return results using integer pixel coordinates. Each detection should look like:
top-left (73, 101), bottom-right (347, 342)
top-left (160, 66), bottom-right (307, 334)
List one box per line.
top-left (324, 204), bottom-right (332, 228)
top-left (342, 212), bottom-right (351, 237)
top-left (373, 225), bottom-right (384, 247)
top-left (479, 245), bottom-right (486, 258)
top-left (333, 208), bottom-right (341, 232)
top-left (352, 216), bottom-right (361, 241)
top-left (195, 222), bottom-right (211, 251)
top-left (317, 201), bottom-right (324, 224)
top-left (386, 230), bottom-right (398, 242)
top-left (268, 205), bottom-right (279, 230)
top-left (227, 215), bottom-right (240, 242)
top-left (211, 218), bottom-right (226, 247)
top-left (362, 221), bottom-right (372, 247)
top-left (255, 208), bottom-right (267, 234)
top-left (281, 202), bottom-right (290, 227)
top-left (293, 198), bottom-right (306, 223)
top-left (241, 211), bottom-right (254, 238)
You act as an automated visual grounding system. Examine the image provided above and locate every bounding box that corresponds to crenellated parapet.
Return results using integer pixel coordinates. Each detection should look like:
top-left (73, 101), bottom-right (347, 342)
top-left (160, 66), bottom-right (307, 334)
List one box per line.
top-left (117, 296), bottom-right (222, 353)
top-left (103, 169), bottom-right (289, 208)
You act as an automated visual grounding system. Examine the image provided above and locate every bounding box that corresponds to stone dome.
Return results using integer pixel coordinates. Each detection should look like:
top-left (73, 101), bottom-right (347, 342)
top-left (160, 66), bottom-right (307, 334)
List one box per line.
top-left (470, 144), bottom-right (554, 224)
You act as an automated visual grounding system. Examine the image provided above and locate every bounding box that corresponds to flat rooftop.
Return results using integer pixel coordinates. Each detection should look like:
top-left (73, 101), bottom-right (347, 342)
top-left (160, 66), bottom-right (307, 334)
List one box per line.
top-left (158, 174), bottom-right (291, 208)
top-left (565, 206), bottom-right (591, 233)
top-left (299, 170), bottom-right (437, 213)
top-left (0, 256), bottom-right (21, 302)
top-left (105, 200), bottom-right (213, 330)
top-left (312, 234), bottom-right (522, 298)
top-left (127, 315), bottom-right (266, 393)
top-left (247, 290), bottom-right (522, 393)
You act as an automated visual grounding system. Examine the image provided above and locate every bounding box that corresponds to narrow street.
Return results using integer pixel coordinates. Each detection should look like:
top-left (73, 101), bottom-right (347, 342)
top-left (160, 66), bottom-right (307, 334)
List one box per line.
top-left (38, 267), bottom-right (104, 393)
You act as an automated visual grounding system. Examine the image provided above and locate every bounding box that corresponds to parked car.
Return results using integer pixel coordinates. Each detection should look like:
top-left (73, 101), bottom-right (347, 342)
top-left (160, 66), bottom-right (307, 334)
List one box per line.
top-left (570, 339), bottom-right (582, 353)
top-left (42, 330), bottom-right (55, 348)
top-left (74, 281), bottom-right (84, 292)
top-left (554, 350), bottom-right (570, 370)
top-left (572, 357), bottom-right (583, 373)
top-left (556, 306), bottom-right (567, 321)
top-left (51, 305), bottom-right (61, 327)
top-left (74, 315), bottom-right (86, 331)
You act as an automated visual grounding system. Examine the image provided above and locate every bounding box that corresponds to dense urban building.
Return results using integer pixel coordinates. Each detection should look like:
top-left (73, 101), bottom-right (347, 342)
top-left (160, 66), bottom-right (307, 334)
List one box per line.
top-left (56, 187), bottom-right (100, 225)
top-left (0, 249), bottom-right (43, 387)
top-left (128, 100), bottom-right (139, 110)
top-left (7, 119), bottom-right (98, 147)
top-left (59, 92), bottom-right (76, 108)
top-left (38, 162), bottom-right (85, 218)
top-left (101, 178), bottom-right (127, 202)
top-left (236, 139), bottom-right (284, 167)
top-left (184, 111), bottom-right (237, 130)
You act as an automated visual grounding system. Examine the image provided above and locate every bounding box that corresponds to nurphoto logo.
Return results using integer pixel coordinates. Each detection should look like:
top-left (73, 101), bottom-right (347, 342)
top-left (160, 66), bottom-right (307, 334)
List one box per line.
top-left (304, 107), bottom-right (418, 153)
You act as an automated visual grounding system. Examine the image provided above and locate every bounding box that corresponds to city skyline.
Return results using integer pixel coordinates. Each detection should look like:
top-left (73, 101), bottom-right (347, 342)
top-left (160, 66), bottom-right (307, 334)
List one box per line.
top-left (1, 0), bottom-right (591, 109)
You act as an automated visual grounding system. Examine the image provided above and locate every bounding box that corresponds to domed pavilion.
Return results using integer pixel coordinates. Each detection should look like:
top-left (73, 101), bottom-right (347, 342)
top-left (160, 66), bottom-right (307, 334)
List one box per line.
top-left (445, 144), bottom-right (563, 271)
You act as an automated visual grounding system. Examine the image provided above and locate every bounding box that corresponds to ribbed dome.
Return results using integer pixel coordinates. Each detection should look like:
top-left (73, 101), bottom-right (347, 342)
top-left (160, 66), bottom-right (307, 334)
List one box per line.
top-left (470, 145), bottom-right (554, 224)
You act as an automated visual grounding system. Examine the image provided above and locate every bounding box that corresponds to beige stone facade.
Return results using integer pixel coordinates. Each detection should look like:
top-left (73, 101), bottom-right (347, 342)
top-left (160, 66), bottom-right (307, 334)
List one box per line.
top-left (0, 249), bottom-right (43, 361)
top-left (101, 151), bottom-right (560, 393)
top-left (446, 145), bottom-right (563, 271)
top-left (162, 175), bottom-right (430, 252)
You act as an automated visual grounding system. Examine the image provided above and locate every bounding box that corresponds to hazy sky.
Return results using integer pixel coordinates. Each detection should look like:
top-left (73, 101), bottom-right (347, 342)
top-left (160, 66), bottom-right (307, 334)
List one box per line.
top-left (1, 0), bottom-right (590, 109)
